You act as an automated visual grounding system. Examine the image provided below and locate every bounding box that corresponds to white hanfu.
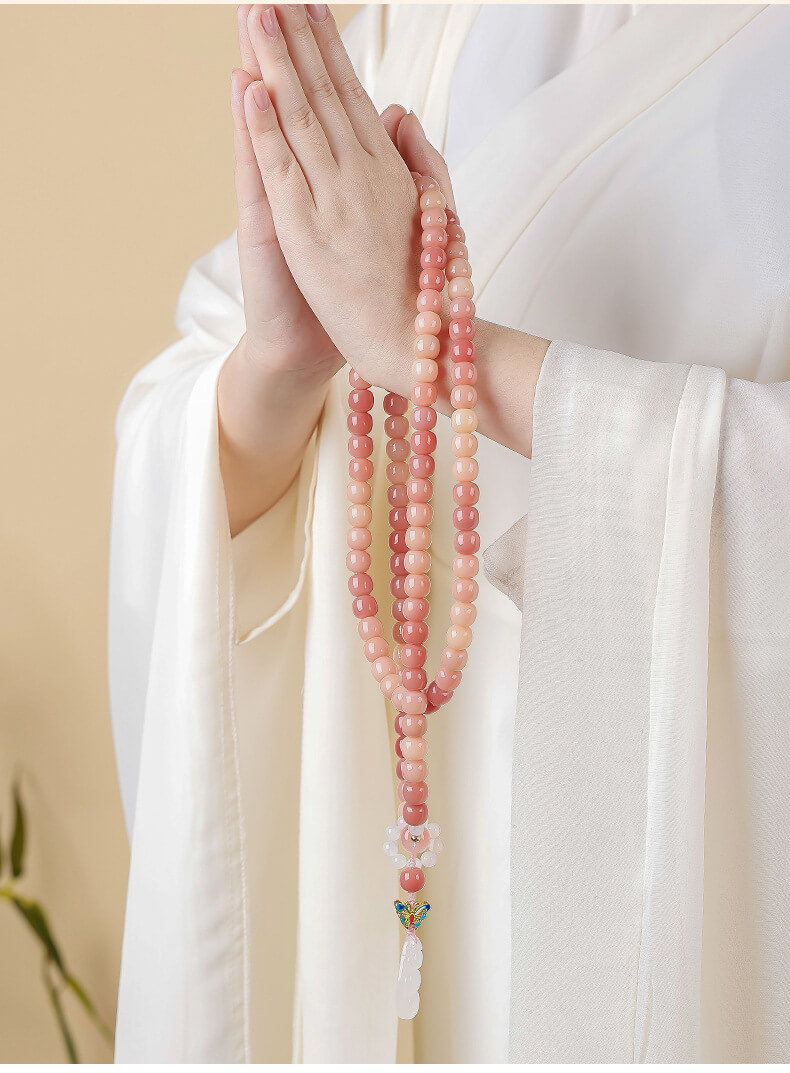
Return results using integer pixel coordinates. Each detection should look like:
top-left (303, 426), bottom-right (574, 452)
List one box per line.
top-left (109, 5), bottom-right (790, 1063)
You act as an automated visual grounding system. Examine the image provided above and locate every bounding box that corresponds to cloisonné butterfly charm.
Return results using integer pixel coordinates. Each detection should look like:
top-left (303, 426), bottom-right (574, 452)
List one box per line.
top-left (394, 900), bottom-right (431, 930)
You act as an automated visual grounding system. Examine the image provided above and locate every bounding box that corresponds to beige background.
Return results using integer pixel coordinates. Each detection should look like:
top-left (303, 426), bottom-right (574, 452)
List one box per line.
top-left (0, 4), bottom-right (359, 1062)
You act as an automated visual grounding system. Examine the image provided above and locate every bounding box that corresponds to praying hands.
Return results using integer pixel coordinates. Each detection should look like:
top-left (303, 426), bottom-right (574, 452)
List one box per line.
top-left (219, 4), bottom-right (548, 535)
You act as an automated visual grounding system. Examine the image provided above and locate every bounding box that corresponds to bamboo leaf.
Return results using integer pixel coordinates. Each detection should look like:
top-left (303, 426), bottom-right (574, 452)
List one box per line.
top-left (64, 974), bottom-right (114, 1044)
top-left (42, 964), bottom-right (79, 1063)
top-left (10, 894), bottom-right (66, 975)
top-left (10, 782), bottom-right (26, 877)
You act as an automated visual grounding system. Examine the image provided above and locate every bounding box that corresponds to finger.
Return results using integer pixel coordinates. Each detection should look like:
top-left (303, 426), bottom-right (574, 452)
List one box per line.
top-left (275, 4), bottom-right (358, 160)
top-left (306, 5), bottom-right (391, 155)
top-left (237, 4), bottom-right (262, 78)
top-left (244, 78), bottom-right (313, 215)
top-left (397, 111), bottom-right (456, 211)
top-left (247, 5), bottom-right (336, 188)
top-left (232, 69), bottom-right (270, 222)
top-left (380, 104), bottom-right (407, 147)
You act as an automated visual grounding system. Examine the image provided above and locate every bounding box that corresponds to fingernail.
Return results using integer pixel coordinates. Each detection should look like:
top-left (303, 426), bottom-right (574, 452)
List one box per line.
top-left (253, 81), bottom-right (270, 110)
top-left (410, 111), bottom-right (425, 134)
top-left (306, 4), bottom-right (329, 21)
top-left (261, 6), bottom-right (279, 36)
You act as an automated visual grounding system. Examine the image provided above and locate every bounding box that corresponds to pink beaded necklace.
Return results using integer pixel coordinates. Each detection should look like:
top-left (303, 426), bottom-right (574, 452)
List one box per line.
top-left (347, 174), bottom-right (479, 1020)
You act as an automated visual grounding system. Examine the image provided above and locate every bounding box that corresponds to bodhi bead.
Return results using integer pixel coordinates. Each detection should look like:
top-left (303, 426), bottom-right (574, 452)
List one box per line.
top-left (401, 620), bottom-right (428, 644)
top-left (453, 555), bottom-right (480, 579)
top-left (401, 690), bottom-right (428, 715)
top-left (411, 406), bottom-right (437, 430)
top-left (419, 268), bottom-right (445, 292)
top-left (400, 867), bottom-right (426, 894)
top-left (417, 288), bottom-right (442, 314)
top-left (407, 478), bottom-right (433, 504)
top-left (436, 666), bottom-right (462, 692)
top-left (385, 415), bottom-right (409, 439)
top-left (449, 319), bottom-right (475, 342)
top-left (401, 714), bottom-right (427, 737)
top-left (426, 682), bottom-right (453, 710)
top-left (357, 617), bottom-right (382, 641)
top-left (348, 481), bottom-right (371, 504)
top-left (372, 656), bottom-right (397, 681)
top-left (386, 438), bottom-right (409, 462)
top-left (412, 431), bottom-right (437, 455)
top-left (403, 780), bottom-right (428, 805)
top-left (451, 363), bottom-right (478, 387)
top-left (403, 803), bottom-right (429, 827)
top-left (453, 458), bottom-right (479, 483)
top-left (349, 370), bottom-right (370, 388)
top-left (449, 276), bottom-right (474, 300)
top-left (407, 502), bottom-right (432, 527)
top-left (451, 385), bottom-right (477, 409)
top-left (452, 433), bottom-right (478, 458)
top-left (453, 577), bottom-right (479, 602)
top-left (389, 484), bottom-right (408, 507)
top-left (442, 645), bottom-right (468, 672)
top-left (453, 506), bottom-right (479, 531)
top-left (401, 736), bottom-right (427, 761)
top-left (402, 760), bottom-right (428, 783)
top-left (363, 636), bottom-right (389, 661)
top-left (402, 668), bottom-right (427, 691)
top-left (452, 341), bottom-right (476, 363)
top-left (347, 550), bottom-right (371, 573)
top-left (405, 527), bottom-right (432, 552)
top-left (412, 382), bottom-right (438, 406)
top-left (349, 573), bottom-right (374, 597)
top-left (447, 624), bottom-right (474, 650)
top-left (352, 596), bottom-right (377, 618)
top-left (384, 393), bottom-right (408, 415)
top-left (420, 188), bottom-right (446, 210)
top-left (453, 482), bottom-right (480, 507)
top-left (404, 573), bottom-right (430, 598)
top-left (450, 602), bottom-right (477, 627)
top-left (400, 643), bottom-right (427, 668)
top-left (421, 247), bottom-right (447, 271)
top-left (405, 550), bottom-right (431, 574)
top-left (451, 409), bottom-right (478, 434)
top-left (402, 597), bottom-right (430, 622)
top-left (421, 207), bottom-right (447, 229)
top-left (349, 457), bottom-right (373, 481)
top-left (348, 504), bottom-right (372, 527)
top-left (348, 411), bottom-right (373, 435)
top-left (410, 455), bottom-right (435, 479)
top-left (348, 526), bottom-right (371, 551)
top-left (455, 531), bottom-right (481, 554)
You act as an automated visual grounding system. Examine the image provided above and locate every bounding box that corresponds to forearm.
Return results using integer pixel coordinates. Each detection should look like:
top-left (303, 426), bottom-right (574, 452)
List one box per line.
top-left (218, 334), bottom-right (329, 536)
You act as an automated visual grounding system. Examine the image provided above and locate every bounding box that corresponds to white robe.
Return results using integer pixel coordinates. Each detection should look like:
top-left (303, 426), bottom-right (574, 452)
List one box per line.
top-left (109, 5), bottom-right (790, 1063)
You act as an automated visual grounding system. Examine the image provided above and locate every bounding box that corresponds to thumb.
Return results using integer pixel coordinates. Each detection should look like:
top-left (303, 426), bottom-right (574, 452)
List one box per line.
top-left (397, 111), bottom-right (456, 212)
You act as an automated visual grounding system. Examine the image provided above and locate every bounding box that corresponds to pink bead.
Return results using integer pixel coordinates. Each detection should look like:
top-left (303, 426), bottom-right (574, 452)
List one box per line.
top-left (407, 478), bottom-right (432, 504)
top-left (347, 549), bottom-right (371, 573)
top-left (419, 189), bottom-right (446, 211)
top-left (449, 318), bottom-right (475, 342)
top-left (415, 311), bottom-right (442, 336)
top-left (413, 338), bottom-right (439, 363)
top-left (401, 714), bottom-right (427, 737)
top-left (348, 388), bottom-right (374, 412)
top-left (391, 599), bottom-right (405, 621)
top-left (404, 574), bottom-right (430, 599)
top-left (411, 406), bottom-right (437, 431)
top-left (348, 411), bottom-right (373, 435)
top-left (421, 227), bottom-right (448, 250)
top-left (389, 531), bottom-right (407, 553)
top-left (452, 434), bottom-right (478, 458)
top-left (419, 268), bottom-right (445, 292)
top-left (390, 576), bottom-right (407, 599)
top-left (348, 572), bottom-right (373, 597)
top-left (388, 483), bottom-right (408, 507)
top-left (380, 672), bottom-right (400, 698)
top-left (400, 643), bottom-right (427, 668)
top-left (352, 595), bottom-right (377, 618)
top-left (363, 636), bottom-right (389, 661)
top-left (402, 596), bottom-right (429, 621)
top-left (448, 277), bottom-right (474, 300)
top-left (446, 223), bottom-right (465, 242)
top-left (349, 457), bottom-right (373, 481)
top-left (421, 207), bottom-right (447, 229)
top-left (412, 382), bottom-right (438, 406)
top-left (417, 289), bottom-right (443, 314)
top-left (412, 431), bottom-right (437, 455)
top-left (349, 369), bottom-right (370, 389)
top-left (406, 502), bottom-right (432, 527)
top-left (453, 457), bottom-right (479, 482)
top-left (386, 438), bottom-right (409, 462)
top-left (453, 482), bottom-right (479, 507)
top-left (402, 780), bottom-right (428, 804)
top-left (402, 803), bottom-right (429, 827)
top-left (447, 624), bottom-right (473, 649)
top-left (390, 553), bottom-right (408, 576)
top-left (391, 685), bottom-right (407, 712)
top-left (348, 503), bottom-right (372, 527)
top-left (446, 240), bottom-right (468, 260)
top-left (348, 481), bottom-right (371, 503)
top-left (450, 297), bottom-right (476, 319)
top-left (348, 527), bottom-right (372, 550)
top-left (450, 602), bottom-right (477, 627)
top-left (420, 247), bottom-right (447, 271)
top-left (426, 682), bottom-right (452, 710)
top-left (447, 258), bottom-right (471, 280)
top-left (402, 759), bottom-right (428, 783)
top-left (399, 866), bottom-right (426, 893)
top-left (453, 555), bottom-right (479, 579)
top-left (414, 175), bottom-right (438, 195)
top-left (455, 530), bottom-right (481, 554)
top-left (453, 578), bottom-right (479, 602)
top-left (451, 363), bottom-right (478, 386)
top-left (405, 550), bottom-right (431, 574)
top-left (402, 666), bottom-right (426, 690)
top-left (387, 461), bottom-right (410, 484)
top-left (405, 527), bottom-right (432, 552)
top-left (410, 454), bottom-right (435, 479)
top-left (384, 393), bottom-right (408, 415)
top-left (389, 506), bottom-right (408, 531)
top-left (349, 434), bottom-right (373, 458)
top-left (452, 341), bottom-right (476, 363)
top-left (441, 645), bottom-right (467, 672)
top-left (436, 665), bottom-right (461, 691)
top-left (451, 408), bottom-right (478, 434)
top-left (401, 690), bottom-right (427, 715)
top-left (453, 506), bottom-right (479, 531)
top-left (401, 620), bottom-right (428, 644)
top-left (358, 616), bottom-right (383, 639)
top-left (385, 414), bottom-right (409, 439)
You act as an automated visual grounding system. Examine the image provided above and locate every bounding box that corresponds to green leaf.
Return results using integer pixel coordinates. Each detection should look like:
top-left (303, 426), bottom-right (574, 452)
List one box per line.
top-left (64, 974), bottom-right (114, 1044)
top-left (43, 964), bottom-right (79, 1063)
top-left (10, 782), bottom-right (26, 878)
top-left (10, 894), bottom-right (66, 975)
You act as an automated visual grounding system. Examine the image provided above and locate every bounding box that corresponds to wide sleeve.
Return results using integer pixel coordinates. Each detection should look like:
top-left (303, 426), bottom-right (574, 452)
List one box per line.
top-left (493, 341), bottom-right (789, 1061)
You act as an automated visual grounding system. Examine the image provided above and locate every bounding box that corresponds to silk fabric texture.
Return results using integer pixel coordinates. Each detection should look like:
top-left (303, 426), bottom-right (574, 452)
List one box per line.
top-left (109, 5), bottom-right (790, 1062)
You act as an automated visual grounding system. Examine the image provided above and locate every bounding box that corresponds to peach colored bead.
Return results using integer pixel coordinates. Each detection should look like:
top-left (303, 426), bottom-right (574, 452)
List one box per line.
top-left (385, 414), bottom-right (409, 439)
top-left (449, 277), bottom-right (474, 300)
top-left (380, 673), bottom-right (400, 698)
top-left (348, 503), bottom-right (372, 526)
top-left (451, 385), bottom-right (477, 409)
top-left (411, 406), bottom-right (437, 431)
top-left (391, 686), bottom-right (406, 711)
top-left (451, 362), bottom-right (477, 386)
top-left (407, 502), bottom-right (433, 527)
top-left (453, 577), bottom-right (479, 602)
top-left (407, 477), bottom-right (433, 503)
top-left (400, 713), bottom-right (428, 737)
top-left (450, 601), bottom-right (477, 627)
top-left (364, 636), bottom-right (389, 662)
top-left (404, 573), bottom-right (431, 598)
top-left (415, 311), bottom-right (442, 336)
top-left (451, 408), bottom-right (479, 434)
top-left (421, 247), bottom-right (447, 271)
top-left (446, 240), bottom-right (468, 260)
top-left (405, 550), bottom-right (431, 574)
top-left (400, 736), bottom-right (428, 761)
top-left (401, 690), bottom-right (428, 715)
top-left (446, 223), bottom-right (465, 242)
top-left (441, 645), bottom-right (468, 672)
top-left (402, 759), bottom-right (428, 783)
top-left (347, 549), bottom-right (371, 573)
top-left (348, 527), bottom-right (372, 551)
top-left (421, 207), bottom-right (447, 229)
top-left (412, 357), bottom-right (439, 382)
top-left (417, 289), bottom-right (443, 314)
top-left (452, 433), bottom-right (478, 457)
top-left (386, 438), bottom-right (409, 462)
top-left (414, 175), bottom-right (438, 195)
top-left (412, 381), bottom-right (438, 406)
top-left (386, 461), bottom-right (410, 484)
top-left (402, 597), bottom-right (429, 621)
top-left (453, 457), bottom-right (479, 482)
top-left (348, 370), bottom-right (370, 388)
top-left (421, 227), bottom-right (448, 249)
top-left (450, 297), bottom-right (475, 319)
top-left (420, 189), bottom-right (446, 211)
top-left (348, 480), bottom-right (371, 503)
top-left (358, 616), bottom-right (383, 639)
top-left (435, 665), bottom-right (461, 692)
top-left (447, 258), bottom-right (471, 279)
top-left (413, 333), bottom-right (440, 358)
top-left (454, 554), bottom-right (480, 578)
top-left (420, 268), bottom-right (445, 291)
top-left (372, 656), bottom-right (397, 681)
top-left (405, 526), bottom-right (432, 551)
top-left (447, 624), bottom-right (473, 650)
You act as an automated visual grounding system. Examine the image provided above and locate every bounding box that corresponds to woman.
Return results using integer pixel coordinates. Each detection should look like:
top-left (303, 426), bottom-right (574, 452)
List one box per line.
top-left (110, 4), bottom-right (790, 1062)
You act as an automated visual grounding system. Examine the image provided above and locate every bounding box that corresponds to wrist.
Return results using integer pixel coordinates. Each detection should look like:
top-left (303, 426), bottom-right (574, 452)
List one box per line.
top-left (241, 332), bottom-right (342, 395)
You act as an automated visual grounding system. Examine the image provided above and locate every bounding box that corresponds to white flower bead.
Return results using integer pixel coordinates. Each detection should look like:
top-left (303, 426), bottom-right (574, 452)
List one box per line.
top-left (398, 816), bottom-right (407, 829)
top-left (408, 823), bottom-right (426, 838)
top-left (386, 824), bottom-right (401, 841)
top-left (392, 853), bottom-right (408, 868)
top-left (430, 837), bottom-right (445, 855)
top-left (426, 822), bottom-right (441, 838)
top-left (384, 841), bottom-right (400, 856)
top-left (420, 850), bottom-right (437, 868)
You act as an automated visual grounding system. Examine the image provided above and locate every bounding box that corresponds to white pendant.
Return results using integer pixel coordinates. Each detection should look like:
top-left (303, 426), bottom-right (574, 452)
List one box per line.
top-left (396, 933), bottom-right (423, 1020)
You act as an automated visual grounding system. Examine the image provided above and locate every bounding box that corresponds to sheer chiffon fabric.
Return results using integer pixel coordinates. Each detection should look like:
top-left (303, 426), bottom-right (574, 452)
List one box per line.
top-left (110, 5), bottom-right (790, 1062)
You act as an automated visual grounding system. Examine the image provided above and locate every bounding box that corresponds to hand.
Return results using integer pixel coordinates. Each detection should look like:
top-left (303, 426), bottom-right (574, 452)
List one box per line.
top-left (231, 4), bottom-right (342, 384)
top-left (240, 4), bottom-right (439, 389)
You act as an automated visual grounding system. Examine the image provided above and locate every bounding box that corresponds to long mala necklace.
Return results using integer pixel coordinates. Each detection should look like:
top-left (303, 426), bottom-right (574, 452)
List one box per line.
top-left (346, 174), bottom-right (479, 1020)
